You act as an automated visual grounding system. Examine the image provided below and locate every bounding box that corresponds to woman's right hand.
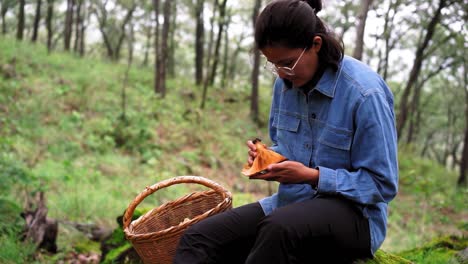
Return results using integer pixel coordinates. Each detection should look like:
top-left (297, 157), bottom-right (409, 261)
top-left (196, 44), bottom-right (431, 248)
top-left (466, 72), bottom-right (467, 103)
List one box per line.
top-left (246, 140), bottom-right (258, 165)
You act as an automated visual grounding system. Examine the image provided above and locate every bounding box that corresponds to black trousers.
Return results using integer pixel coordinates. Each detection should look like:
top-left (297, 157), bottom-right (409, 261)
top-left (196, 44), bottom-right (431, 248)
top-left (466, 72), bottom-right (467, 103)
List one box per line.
top-left (173, 196), bottom-right (372, 264)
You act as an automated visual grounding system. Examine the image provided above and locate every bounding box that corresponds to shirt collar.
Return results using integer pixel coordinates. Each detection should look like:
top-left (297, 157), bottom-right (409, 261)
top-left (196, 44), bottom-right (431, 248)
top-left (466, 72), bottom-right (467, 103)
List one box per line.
top-left (280, 58), bottom-right (343, 98)
top-left (315, 59), bottom-right (343, 98)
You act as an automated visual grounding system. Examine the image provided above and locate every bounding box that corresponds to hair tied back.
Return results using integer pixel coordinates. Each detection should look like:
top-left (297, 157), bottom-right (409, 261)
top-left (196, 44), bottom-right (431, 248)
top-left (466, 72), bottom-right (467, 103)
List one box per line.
top-left (302, 0), bottom-right (322, 14)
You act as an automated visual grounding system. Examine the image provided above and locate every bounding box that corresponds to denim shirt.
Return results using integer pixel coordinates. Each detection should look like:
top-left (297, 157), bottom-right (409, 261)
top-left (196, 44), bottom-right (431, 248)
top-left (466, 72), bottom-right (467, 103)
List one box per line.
top-left (258, 55), bottom-right (398, 255)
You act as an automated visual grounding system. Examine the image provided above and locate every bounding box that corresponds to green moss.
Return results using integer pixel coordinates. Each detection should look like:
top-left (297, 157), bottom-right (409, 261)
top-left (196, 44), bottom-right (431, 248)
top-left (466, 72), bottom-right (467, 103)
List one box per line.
top-left (355, 250), bottom-right (413, 264)
top-left (74, 239), bottom-right (101, 254)
top-left (399, 236), bottom-right (467, 263)
top-left (102, 243), bottom-right (132, 264)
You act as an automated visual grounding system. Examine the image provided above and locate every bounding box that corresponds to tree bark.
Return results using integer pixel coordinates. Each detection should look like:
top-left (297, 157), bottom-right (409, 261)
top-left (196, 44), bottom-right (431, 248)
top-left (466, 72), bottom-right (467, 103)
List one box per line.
top-left (153, 0), bottom-right (161, 94)
top-left (31, 0), bottom-right (42, 42)
top-left (353, 0), bottom-right (373, 60)
top-left (22, 192), bottom-right (58, 253)
top-left (46, 0), bottom-right (54, 52)
top-left (156, 0), bottom-right (173, 97)
top-left (1, 1), bottom-right (11, 34)
top-left (168, 1), bottom-right (177, 78)
top-left (142, 22), bottom-right (152, 67)
top-left (221, 15), bottom-right (231, 89)
top-left (114, 4), bottom-right (136, 61)
top-left (250, 0), bottom-right (262, 123)
top-left (396, 0), bottom-right (448, 139)
top-left (195, 0), bottom-right (205, 85)
top-left (64, 0), bottom-right (75, 51)
top-left (16, 0), bottom-right (25, 40)
top-left (200, 0), bottom-right (228, 109)
top-left (204, 0), bottom-right (219, 82)
top-left (458, 60), bottom-right (468, 186)
top-left (79, 2), bottom-right (87, 56)
top-left (73, 0), bottom-right (82, 53)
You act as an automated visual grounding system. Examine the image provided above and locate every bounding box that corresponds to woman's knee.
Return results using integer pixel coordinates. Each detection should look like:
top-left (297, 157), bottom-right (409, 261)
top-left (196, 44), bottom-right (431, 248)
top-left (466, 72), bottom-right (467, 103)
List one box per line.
top-left (256, 213), bottom-right (298, 241)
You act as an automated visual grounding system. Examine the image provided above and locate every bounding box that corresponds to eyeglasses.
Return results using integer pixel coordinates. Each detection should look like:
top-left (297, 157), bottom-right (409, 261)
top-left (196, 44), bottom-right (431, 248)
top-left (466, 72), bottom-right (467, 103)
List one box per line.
top-left (264, 47), bottom-right (307, 76)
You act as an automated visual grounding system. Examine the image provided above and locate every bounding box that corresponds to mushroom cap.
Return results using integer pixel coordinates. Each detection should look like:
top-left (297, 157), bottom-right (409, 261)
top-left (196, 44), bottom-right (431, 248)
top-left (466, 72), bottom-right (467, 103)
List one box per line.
top-left (242, 141), bottom-right (287, 177)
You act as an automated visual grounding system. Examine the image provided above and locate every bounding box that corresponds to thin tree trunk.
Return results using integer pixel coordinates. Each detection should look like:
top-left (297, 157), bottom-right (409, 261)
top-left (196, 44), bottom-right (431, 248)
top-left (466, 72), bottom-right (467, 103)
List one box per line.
top-left (396, 0), bottom-right (447, 138)
top-left (79, 3), bottom-right (87, 56)
top-left (142, 24), bottom-right (152, 67)
top-left (195, 0), bottom-right (205, 85)
top-left (121, 23), bottom-right (134, 123)
top-left (250, 0), bottom-right (262, 123)
top-left (1, 3), bottom-right (8, 34)
top-left (46, 0), bottom-right (54, 52)
top-left (73, 0), bottom-right (82, 53)
top-left (32, 0), bottom-right (42, 42)
top-left (95, 1), bottom-right (114, 59)
top-left (16, 0), bottom-right (25, 40)
top-left (153, 0), bottom-right (161, 94)
top-left (168, 1), bottom-right (177, 78)
top-left (221, 16), bottom-right (230, 89)
top-left (114, 4), bottom-right (136, 61)
top-left (156, 0), bottom-right (173, 97)
top-left (353, 0), bottom-right (373, 60)
top-left (200, 0), bottom-right (227, 109)
top-left (205, 0), bottom-right (219, 82)
top-left (64, 0), bottom-right (75, 51)
top-left (458, 60), bottom-right (468, 186)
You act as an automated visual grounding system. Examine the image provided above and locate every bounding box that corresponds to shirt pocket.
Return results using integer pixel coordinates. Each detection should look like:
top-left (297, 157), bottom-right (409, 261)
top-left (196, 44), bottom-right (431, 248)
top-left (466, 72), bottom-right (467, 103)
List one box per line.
top-left (272, 112), bottom-right (301, 159)
top-left (273, 112), bottom-right (301, 132)
top-left (317, 125), bottom-right (352, 168)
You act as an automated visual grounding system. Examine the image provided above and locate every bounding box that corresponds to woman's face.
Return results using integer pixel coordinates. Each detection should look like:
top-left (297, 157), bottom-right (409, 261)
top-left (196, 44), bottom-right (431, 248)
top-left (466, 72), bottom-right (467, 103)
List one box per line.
top-left (261, 36), bottom-right (322, 88)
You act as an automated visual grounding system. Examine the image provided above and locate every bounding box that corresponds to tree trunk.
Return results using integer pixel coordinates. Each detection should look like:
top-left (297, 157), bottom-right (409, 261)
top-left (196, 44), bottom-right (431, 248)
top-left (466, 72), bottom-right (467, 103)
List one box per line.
top-left (156, 0), bottom-right (173, 97)
top-left (113, 4), bottom-right (136, 61)
top-left (153, 0), bottom-right (161, 94)
top-left (31, 0), bottom-right (42, 42)
top-left (250, 0), bottom-right (262, 123)
top-left (16, 0), bottom-right (25, 40)
top-left (46, 0), bottom-right (54, 52)
top-left (95, 2), bottom-right (114, 59)
top-left (168, 1), bottom-right (177, 78)
top-left (204, 0), bottom-right (219, 82)
top-left (353, 0), bottom-right (373, 60)
top-left (195, 0), bottom-right (205, 85)
top-left (1, 3), bottom-right (9, 34)
top-left (79, 2), bottom-right (87, 56)
top-left (200, 0), bottom-right (227, 109)
top-left (22, 192), bottom-right (58, 253)
top-left (64, 0), bottom-right (75, 51)
top-left (221, 15), bottom-right (230, 89)
top-left (458, 61), bottom-right (468, 186)
top-left (121, 22), bottom-right (134, 123)
top-left (142, 24), bottom-right (152, 67)
top-left (73, 0), bottom-right (82, 53)
top-left (396, 0), bottom-right (447, 138)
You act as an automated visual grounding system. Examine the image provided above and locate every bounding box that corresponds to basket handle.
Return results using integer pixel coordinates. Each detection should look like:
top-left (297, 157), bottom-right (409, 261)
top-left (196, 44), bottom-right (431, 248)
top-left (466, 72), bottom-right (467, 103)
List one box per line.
top-left (122, 176), bottom-right (231, 230)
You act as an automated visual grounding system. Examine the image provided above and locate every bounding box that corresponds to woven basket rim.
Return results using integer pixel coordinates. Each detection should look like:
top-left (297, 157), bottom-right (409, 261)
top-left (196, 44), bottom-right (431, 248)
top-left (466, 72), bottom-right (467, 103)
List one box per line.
top-left (123, 176), bottom-right (232, 242)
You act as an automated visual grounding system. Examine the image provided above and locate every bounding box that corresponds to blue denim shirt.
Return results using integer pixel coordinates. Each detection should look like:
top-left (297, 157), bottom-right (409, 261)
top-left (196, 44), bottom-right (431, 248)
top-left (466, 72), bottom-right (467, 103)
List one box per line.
top-left (258, 55), bottom-right (398, 255)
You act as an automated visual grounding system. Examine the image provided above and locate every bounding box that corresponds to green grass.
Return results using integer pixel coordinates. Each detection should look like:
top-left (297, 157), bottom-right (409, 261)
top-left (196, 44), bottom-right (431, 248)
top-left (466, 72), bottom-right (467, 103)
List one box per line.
top-left (0, 37), bottom-right (466, 263)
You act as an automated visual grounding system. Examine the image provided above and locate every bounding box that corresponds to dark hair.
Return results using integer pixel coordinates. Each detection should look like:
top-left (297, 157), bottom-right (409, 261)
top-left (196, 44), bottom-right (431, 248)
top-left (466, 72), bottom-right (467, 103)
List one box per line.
top-left (254, 0), bottom-right (343, 71)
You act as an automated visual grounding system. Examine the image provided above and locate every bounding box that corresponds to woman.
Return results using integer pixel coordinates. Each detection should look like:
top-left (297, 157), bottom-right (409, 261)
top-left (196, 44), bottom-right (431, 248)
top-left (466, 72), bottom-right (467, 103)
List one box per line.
top-left (174, 0), bottom-right (398, 263)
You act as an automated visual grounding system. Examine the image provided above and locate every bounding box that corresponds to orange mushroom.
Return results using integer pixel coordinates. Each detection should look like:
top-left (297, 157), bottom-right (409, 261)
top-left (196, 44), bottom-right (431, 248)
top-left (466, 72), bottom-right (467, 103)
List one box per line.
top-left (242, 138), bottom-right (287, 177)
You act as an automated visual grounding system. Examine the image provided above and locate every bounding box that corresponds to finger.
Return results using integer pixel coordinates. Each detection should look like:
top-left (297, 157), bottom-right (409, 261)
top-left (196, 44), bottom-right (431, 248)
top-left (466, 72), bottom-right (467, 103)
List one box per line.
top-left (247, 140), bottom-right (257, 151)
top-left (248, 156), bottom-right (254, 165)
top-left (248, 150), bottom-right (257, 158)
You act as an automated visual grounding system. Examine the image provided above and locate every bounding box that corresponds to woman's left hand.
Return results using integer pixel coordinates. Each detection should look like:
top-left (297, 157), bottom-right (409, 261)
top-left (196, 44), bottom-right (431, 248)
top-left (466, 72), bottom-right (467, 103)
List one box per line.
top-left (250, 160), bottom-right (319, 185)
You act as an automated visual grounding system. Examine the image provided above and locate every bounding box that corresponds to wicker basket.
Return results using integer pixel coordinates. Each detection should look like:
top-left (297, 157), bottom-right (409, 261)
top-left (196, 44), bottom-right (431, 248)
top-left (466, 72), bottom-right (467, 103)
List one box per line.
top-left (123, 176), bottom-right (232, 264)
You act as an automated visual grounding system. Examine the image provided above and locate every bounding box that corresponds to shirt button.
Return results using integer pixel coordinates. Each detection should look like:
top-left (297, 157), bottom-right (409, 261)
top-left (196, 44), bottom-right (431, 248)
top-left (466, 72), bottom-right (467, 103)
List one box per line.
top-left (311, 113), bottom-right (316, 119)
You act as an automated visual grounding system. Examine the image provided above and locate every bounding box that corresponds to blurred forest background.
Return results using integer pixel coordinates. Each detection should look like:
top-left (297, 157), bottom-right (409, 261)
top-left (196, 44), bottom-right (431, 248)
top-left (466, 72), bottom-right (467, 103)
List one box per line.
top-left (0, 0), bottom-right (466, 263)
